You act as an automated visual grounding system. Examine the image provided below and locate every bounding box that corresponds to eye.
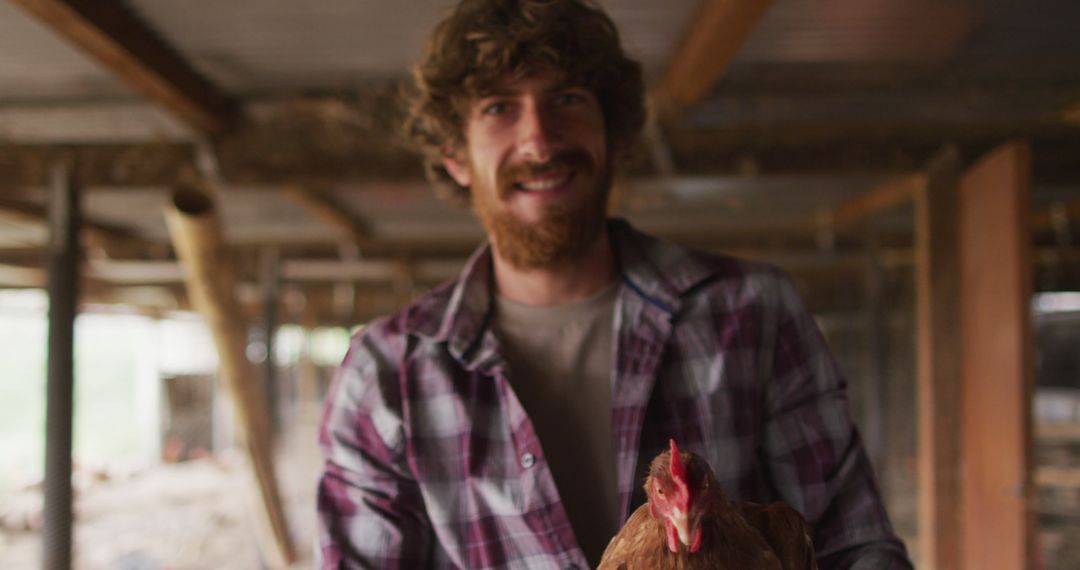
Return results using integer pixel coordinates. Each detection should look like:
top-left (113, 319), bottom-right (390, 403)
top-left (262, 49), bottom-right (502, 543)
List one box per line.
top-left (656, 487), bottom-right (665, 496)
top-left (481, 101), bottom-right (510, 116)
top-left (554, 92), bottom-right (586, 106)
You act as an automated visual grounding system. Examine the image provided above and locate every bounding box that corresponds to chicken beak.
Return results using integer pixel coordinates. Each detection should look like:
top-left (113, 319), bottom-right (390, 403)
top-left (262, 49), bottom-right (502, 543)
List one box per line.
top-left (671, 512), bottom-right (703, 553)
top-left (672, 512), bottom-right (692, 547)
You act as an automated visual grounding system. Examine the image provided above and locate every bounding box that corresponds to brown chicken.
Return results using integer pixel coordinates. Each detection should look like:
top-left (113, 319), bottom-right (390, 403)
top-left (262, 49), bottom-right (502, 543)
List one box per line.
top-left (598, 440), bottom-right (818, 570)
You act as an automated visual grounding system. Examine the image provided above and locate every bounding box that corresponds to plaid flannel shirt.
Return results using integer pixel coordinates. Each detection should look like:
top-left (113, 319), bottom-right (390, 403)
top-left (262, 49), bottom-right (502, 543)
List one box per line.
top-left (317, 219), bottom-right (912, 569)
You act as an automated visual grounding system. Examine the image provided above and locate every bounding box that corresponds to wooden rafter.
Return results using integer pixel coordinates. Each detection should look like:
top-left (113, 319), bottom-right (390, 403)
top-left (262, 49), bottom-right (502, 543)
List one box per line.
top-left (0, 196), bottom-right (157, 254)
top-left (10, 0), bottom-right (238, 134)
top-left (1032, 198), bottom-right (1080, 232)
top-left (657, 0), bottom-right (774, 111)
top-left (829, 173), bottom-right (927, 230)
top-left (280, 185), bottom-right (374, 244)
top-left (0, 262), bottom-right (46, 287)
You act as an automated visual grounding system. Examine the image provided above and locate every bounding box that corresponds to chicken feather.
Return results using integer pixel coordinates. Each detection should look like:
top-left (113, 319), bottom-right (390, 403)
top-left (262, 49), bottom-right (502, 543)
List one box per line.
top-left (598, 440), bottom-right (817, 570)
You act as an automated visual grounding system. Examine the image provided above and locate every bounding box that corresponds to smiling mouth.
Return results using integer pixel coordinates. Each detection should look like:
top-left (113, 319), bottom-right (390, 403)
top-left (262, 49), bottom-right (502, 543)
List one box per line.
top-left (513, 172), bottom-right (574, 193)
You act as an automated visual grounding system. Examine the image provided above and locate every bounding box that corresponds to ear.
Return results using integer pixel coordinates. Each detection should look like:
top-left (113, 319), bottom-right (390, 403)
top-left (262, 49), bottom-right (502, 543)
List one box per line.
top-left (441, 147), bottom-right (471, 188)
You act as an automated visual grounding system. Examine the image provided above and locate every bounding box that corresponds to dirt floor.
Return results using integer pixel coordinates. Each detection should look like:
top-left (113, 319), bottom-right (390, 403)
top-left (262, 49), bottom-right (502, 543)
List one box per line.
top-left (5, 405), bottom-right (1080, 569)
top-left (0, 406), bottom-right (321, 570)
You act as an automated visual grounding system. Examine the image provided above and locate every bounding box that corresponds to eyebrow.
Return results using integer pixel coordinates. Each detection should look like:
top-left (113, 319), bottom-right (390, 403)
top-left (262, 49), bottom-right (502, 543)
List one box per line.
top-left (475, 80), bottom-right (585, 101)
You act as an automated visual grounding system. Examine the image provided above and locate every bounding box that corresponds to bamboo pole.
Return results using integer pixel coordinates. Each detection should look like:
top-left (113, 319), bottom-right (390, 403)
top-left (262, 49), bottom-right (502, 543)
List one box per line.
top-left (164, 184), bottom-right (295, 569)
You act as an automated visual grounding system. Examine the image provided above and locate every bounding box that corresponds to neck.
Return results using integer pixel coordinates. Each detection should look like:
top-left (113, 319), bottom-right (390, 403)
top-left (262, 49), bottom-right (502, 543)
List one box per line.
top-left (492, 229), bottom-right (616, 305)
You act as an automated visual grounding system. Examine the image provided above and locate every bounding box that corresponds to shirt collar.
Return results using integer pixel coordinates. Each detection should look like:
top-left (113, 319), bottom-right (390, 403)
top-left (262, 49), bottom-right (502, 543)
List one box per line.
top-left (609, 218), bottom-right (716, 316)
top-left (432, 218), bottom-right (719, 367)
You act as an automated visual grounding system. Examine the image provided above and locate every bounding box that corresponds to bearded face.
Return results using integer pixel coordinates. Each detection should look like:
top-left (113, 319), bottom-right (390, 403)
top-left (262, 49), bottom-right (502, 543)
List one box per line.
top-left (440, 69), bottom-right (615, 270)
top-left (471, 149), bottom-right (612, 269)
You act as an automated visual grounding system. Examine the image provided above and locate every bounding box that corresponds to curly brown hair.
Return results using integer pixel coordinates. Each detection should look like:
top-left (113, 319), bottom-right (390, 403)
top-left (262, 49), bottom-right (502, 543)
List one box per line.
top-left (404, 0), bottom-right (646, 205)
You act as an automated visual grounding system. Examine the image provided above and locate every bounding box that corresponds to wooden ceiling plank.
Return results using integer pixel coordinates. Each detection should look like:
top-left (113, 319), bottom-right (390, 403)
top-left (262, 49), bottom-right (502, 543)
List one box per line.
top-left (830, 173), bottom-right (926, 230)
top-left (659, 0), bottom-right (774, 111)
top-left (10, 0), bottom-right (238, 134)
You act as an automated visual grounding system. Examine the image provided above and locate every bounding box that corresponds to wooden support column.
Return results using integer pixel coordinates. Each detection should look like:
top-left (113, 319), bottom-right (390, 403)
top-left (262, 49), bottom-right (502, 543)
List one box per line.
top-left (261, 247), bottom-right (281, 437)
top-left (164, 186), bottom-right (295, 569)
top-left (297, 311), bottom-right (320, 421)
top-left (957, 141), bottom-right (1036, 570)
top-left (915, 147), bottom-right (962, 570)
top-left (41, 159), bottom-right (80, 570)
top-left (860, 231), bottom-right (886, 474)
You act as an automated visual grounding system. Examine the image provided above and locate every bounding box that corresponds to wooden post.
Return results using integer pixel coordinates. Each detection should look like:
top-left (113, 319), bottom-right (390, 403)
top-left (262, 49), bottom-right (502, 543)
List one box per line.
top-left (957, 141), bottom-right (1036, 570)
top-left (261, 247), bottom-right (281, 437)
top-left (915, 147), bottom-right (963, 570)
top-left (41, 158), bottom-right (79, 570)
top-left (860, 231), bottom-right (886, 474)
top-left (298, 310), bottom-right (320, 421)
top-left (164, 185), bottom-right (296, 569)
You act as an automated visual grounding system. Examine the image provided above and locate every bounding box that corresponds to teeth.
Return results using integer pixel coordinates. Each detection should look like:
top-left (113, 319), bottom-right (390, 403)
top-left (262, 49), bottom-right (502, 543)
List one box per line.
top-left (518, 174), bottom-right (570, 192)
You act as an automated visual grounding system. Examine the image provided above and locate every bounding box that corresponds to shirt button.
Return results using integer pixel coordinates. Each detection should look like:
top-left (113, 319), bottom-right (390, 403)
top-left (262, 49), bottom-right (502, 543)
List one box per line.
top-left (521, 452), bottom-right (535, 469)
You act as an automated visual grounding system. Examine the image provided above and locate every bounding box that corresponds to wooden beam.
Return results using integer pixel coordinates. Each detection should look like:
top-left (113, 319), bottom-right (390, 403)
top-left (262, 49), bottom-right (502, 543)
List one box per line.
top-left (657, 0), bottom-right (774, 111)
top-left (860, 234), bottom-right (886, 474)
top-left (260, 247), bottom-right (281, 437)
top-left (164, 185), bottom-right (295, 568)
top-left (5, 129), bottom-right (1080, 190)
top-left (10, 0), bottom-right (238, 134)
top-left (957, 141), bottom-right (1036, 570)
top-left (0, 196), bottom-right (159, 256)
top-left (0, 143), bottom-right (197, 190)
top-left (1031, 198), bottom-right (1080, 233)
top-left (1062, 100), bottom-right (1080, 125)
top-left (830, 174), bottom-right (926, 230)
top-left (85, 259), bottom-right (184, 284)
top-left (41, 159), bottom-right (80, 570)
top-left (0, 102), bottom-right (194, 143)
top-left (0, 263), bottom-right (47, 287)
top-left (282, 258), bottom-right (461, 284)
top-left (280, 185), bottom-right (373, 244)
top-left (915, 146), bottom-right (963, 570)
top-left (690, 87), bottom-right (1078, 132)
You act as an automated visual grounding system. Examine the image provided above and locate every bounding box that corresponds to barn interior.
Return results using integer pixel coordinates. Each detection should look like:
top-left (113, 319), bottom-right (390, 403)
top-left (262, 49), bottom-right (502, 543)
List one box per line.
top-left (1, 0), bottom-right (1079, 569)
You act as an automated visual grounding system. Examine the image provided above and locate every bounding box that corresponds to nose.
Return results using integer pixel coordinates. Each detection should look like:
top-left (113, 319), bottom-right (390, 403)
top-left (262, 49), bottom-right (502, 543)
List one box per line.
top-left (516, 101), bottom-right (557, 163)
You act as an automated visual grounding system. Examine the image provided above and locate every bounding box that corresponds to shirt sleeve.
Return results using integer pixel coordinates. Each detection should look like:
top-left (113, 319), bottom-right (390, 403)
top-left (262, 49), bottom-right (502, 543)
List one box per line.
top-left (316, 327), bottom-right (436, 569)
top-left (760, 271), bottom-right (913, 570)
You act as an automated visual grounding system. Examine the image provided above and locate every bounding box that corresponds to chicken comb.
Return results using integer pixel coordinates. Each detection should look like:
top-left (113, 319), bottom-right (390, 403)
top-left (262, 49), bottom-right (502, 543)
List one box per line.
top-left (668, 439), bottom-right (686, 483)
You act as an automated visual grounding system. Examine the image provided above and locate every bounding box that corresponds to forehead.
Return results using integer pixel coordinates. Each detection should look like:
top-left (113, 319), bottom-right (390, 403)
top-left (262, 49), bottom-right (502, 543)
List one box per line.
top-left (472, 66), bottom-right (581, 98)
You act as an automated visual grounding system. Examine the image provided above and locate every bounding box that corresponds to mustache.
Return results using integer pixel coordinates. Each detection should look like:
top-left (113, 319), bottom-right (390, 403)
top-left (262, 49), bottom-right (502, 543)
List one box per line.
top-left (497, 149), bottom-right (595, 195)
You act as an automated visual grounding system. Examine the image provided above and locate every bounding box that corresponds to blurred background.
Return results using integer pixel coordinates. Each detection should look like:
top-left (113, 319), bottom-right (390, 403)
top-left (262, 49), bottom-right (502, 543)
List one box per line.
top-left (1, 0), bottom-right (1079, 568)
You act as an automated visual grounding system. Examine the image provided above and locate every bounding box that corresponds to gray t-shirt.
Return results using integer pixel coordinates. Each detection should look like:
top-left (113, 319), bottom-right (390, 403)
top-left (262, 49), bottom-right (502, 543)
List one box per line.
top-left (493, 282), bottom-right (619, 566)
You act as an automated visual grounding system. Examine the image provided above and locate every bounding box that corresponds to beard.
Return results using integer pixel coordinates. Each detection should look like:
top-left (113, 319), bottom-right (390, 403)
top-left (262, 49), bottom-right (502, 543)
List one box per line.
top-left (472, 149), bottom-right (612, 270)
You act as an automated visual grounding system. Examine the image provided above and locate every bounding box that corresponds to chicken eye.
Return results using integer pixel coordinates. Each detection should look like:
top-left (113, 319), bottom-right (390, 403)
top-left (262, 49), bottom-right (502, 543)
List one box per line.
top-left (656, 487), bottom-right (665, 496)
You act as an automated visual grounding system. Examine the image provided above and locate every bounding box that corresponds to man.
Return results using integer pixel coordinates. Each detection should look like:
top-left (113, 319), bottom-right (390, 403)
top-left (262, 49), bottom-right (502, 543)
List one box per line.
top-left (317, 0), bottom-right (913, 568)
